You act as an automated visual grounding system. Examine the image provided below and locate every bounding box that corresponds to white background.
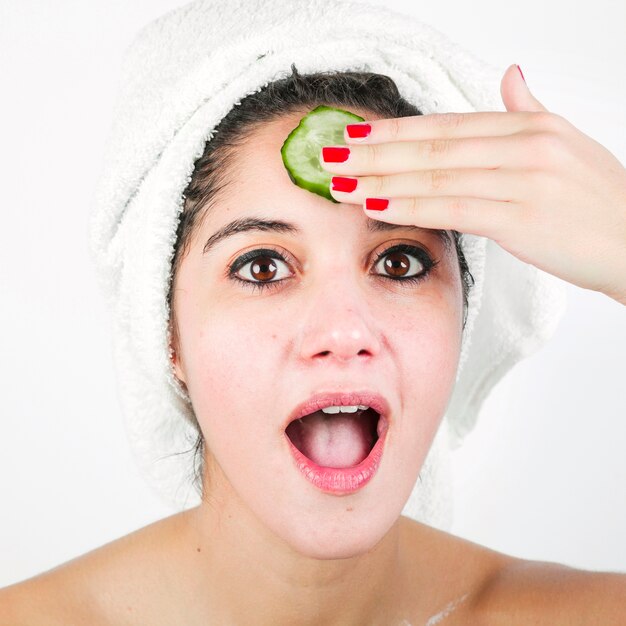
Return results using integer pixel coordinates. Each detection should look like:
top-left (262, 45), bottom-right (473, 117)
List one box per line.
top-left (0, 0), bottom-right (624, 588)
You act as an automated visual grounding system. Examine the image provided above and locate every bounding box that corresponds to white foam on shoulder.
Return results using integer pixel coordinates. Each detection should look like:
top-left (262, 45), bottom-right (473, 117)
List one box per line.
top-left (424, 592), bottom-right (470, 625)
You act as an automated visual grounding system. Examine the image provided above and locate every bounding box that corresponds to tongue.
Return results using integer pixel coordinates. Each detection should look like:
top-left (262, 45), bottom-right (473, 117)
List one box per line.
top-left (288, 410), bottom-right (375, 468)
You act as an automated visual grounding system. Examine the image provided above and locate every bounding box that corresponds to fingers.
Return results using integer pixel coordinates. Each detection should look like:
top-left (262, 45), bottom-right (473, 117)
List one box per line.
top-left (359, 195), bottom-right (522, 242)
top-left (329, 168), bottom-right (523, 204)
top-left (316, 111), bottom-right (560, 246)
top-left (320, 134), bottom-right (527, 175)
top-left (344, 111), bottom-right (544, 144)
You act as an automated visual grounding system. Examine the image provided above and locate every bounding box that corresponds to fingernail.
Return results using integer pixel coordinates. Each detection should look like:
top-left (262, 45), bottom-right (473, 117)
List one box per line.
top-left (322, 147), bottom-right (350, 162)
top-left (331, 176), bottom-right (358, 192)
top-left (517, 64), bottom-right (526, 83)
top-left (346, 123), bottom-right (371, 139)
top-left (365, 198), bottom-right (389, 211)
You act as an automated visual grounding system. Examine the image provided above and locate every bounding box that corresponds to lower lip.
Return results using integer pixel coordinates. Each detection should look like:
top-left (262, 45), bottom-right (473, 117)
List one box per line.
top-left (284, 415), bottom-right (389, 495)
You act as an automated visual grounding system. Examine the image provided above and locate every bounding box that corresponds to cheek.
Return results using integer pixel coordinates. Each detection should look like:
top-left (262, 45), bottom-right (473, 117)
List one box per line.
top-left (399, 299), bottom-right (461, 389)
top-left (389, 293), bottom-right (462, 467)
top-left (178, 305), bottom-right (278, 453)
top-left (404, 319), bottom-right (460, 418)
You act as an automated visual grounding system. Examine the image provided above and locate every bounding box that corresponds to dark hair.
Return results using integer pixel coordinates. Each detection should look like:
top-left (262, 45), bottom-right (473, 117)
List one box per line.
top-left (167, 64), bottom-right (475, 498)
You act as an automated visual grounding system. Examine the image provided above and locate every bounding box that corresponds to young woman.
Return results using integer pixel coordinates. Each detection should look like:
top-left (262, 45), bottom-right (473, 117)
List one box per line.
top-left (1, 1), bottom-right (625, 624)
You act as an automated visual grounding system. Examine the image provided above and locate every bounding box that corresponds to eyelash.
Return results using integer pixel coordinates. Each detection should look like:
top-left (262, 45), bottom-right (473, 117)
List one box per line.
top-left (226, 244), bottom-right (440, 294)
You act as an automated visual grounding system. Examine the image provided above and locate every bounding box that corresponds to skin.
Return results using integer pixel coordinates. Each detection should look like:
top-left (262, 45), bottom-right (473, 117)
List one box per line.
top-left (166, 107), bottom-right (467, 624)
top-left (2, 66), bottom-right (625, 624)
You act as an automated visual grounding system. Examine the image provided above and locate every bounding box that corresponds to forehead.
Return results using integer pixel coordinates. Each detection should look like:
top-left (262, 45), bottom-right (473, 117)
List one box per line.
top-left (217, 106), bottom-right (375, 206)
top-left (236, 106), bottom-right (380, 163)
top-left (209, 109), bottom-right (456, 257)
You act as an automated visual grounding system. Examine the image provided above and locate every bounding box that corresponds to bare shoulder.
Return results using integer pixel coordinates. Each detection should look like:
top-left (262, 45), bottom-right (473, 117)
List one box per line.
top-left (0, 509), bottom-right (194, 626)
top-left (398, 516), bottom-right (517, 624)
top-left (398, 517), bottom-right (626, 625)
top-left (472, 557), bottom-right (626, 626)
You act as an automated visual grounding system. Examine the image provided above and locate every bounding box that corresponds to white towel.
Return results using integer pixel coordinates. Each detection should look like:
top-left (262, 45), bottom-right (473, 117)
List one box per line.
top-left (88, 0), bottom-right (567, 532)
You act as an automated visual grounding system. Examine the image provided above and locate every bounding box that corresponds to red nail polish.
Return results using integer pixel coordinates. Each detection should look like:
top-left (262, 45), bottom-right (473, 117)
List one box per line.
top-left (322, 147), bottom-right (350, 162)
top-left (365, 198), bottom-right (389, 211)
top-left (331, 176), bottom-right (358, 192)
top-left (517, 64), bottom-right (526, 83)
top-left (346, 123), bottom-right (371, 138)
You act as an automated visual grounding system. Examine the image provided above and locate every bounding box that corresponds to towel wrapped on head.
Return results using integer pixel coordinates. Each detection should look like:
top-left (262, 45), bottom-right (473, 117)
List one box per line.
top-left (88, 0), bottom-right (567, 531)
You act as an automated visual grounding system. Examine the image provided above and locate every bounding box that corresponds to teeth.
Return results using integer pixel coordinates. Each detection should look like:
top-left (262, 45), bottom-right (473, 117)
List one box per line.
top-left (320, 404), bottom-right (370, 414)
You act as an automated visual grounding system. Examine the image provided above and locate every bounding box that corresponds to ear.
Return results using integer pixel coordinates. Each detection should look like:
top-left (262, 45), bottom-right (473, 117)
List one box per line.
top-left (170, 349), bottom-right (188, 387)
top-left (168, 321), bottom-right (188, 388)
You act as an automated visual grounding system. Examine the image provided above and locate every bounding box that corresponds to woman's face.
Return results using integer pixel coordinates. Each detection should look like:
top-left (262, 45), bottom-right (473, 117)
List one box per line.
top-left (171, 109), bottom-right (464, 559)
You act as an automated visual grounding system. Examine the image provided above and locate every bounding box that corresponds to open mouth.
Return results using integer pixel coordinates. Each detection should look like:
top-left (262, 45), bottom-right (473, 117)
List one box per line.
top-left (285, 407), bottom-right (381, 469)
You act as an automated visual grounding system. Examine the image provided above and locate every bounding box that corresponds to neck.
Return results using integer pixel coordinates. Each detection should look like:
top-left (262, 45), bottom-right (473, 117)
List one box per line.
top-left (178, 485), bottom-right (411, 625)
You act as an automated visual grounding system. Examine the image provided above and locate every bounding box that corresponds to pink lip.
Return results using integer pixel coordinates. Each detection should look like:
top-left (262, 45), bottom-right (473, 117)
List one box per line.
top-left (284, 390), bottom-right (392, 431)
top-left (284, 415), bottom-right (389, 495)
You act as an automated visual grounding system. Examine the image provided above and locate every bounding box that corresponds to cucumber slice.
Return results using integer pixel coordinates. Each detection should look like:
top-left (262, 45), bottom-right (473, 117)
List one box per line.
top-left (281, 105), bottom-right (365, 203)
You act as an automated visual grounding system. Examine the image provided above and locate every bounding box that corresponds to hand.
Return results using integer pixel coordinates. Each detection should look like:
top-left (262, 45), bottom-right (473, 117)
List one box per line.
top-left (320, 64), bottom-right (626, 305)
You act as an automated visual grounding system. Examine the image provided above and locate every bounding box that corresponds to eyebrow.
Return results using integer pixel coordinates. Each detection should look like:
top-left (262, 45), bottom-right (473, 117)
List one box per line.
top-left (202, 216), bottom-right (454, 256)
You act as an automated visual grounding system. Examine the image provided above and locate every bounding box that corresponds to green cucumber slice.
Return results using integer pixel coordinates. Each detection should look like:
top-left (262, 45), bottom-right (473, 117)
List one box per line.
top-left (281, 105), bottom-right (365, 202)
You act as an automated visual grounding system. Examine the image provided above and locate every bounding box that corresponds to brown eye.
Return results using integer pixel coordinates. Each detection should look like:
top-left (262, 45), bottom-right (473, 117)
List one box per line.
top-left (227, 244), bottom-right (438, 294)
top-left (229, 249), bottom-right (292, 287)
top-left (373, 244), bottom-right (431, 281)
top-left (381, 251), bottom-right (411, 278)
top-left (249, 256), bottom-right (278, 282)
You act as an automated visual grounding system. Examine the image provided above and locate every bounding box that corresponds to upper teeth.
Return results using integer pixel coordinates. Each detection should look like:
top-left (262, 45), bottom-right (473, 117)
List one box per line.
top-left (321, 404), bottom-right (370, 414)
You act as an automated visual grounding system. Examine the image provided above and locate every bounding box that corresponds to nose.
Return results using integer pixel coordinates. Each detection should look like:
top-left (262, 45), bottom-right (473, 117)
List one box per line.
top-left (297, 283), bottom-right (382, 364)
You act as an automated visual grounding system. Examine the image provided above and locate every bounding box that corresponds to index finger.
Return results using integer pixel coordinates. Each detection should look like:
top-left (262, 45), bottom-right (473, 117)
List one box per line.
top-left (344, 111), bottom-right (536, 144)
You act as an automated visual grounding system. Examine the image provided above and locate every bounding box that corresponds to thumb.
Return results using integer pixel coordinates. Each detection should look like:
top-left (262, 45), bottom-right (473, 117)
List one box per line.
top-left (501, 63), bottom-right (550, 113)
